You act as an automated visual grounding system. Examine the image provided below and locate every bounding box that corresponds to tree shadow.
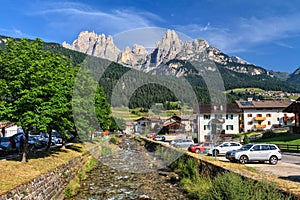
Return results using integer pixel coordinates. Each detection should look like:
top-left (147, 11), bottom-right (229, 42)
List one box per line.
top-left (279, 176), bottom-right (300, 183)
top-left (0, 142), bottom-right (83, 161)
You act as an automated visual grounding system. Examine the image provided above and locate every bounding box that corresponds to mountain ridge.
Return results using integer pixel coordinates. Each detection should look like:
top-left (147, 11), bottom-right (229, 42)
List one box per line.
top-left (62, 30), bottom-right (272, 77)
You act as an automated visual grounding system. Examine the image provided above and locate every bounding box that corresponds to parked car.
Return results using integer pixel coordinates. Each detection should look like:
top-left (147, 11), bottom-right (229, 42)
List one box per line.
top-left (0, 137), bottom-right (15, 153)
top-left (208, 142), bottom-right (242, 156)
top-left (171, 139), bottom-right (194, 149)
top-left (28, 135), bottom-right (46, 149)
top-left (226, 143), bottom-right (282, 165)
top-left (188, 142), bottom-right (216, 154)
top-left (40, 132), bottom-right (62, 145)
top-left (153, 135), bottom-right (166, 141)
top-left (146, 133), bottom-right (157, 139)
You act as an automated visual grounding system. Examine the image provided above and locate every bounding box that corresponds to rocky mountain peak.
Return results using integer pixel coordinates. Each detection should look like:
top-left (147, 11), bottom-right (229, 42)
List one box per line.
top-left (62, 30), bottom-right (266, 77)
top-left (62, 31), bottom-right (120, 61)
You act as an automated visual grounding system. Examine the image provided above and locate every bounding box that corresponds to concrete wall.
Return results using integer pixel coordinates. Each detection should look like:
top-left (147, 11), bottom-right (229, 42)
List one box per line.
top-left (0, 154), bottom-right (87, 200)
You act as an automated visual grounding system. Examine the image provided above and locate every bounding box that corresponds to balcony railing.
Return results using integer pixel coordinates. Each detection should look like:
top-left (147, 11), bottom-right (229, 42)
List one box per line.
top-left (254, 124), bottom-right (266, 129)
top-left (254, 117), bottom-right (266, 121)
top-left (283, 116), bottom-right (295, 121)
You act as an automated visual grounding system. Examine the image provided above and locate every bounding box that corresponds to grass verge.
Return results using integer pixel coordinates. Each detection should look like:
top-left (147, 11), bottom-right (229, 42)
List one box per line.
top-left (0, 143), bottom-right (85, 195)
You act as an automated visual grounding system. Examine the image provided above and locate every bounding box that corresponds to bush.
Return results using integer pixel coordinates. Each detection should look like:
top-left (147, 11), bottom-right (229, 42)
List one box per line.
top-left (203, 171), bottom-right (290, 200)
top-left (109, 136), bottom-right (122, 145)
top-left (262, 131), bottom-right (276, 139)
top-left (243, 134), bottom-right (250, 144)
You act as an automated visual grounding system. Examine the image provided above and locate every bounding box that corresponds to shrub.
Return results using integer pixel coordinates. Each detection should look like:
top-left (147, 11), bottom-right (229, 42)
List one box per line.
top-left (262, 131), bottom-right (276, 139)
top-left (203, 171), bottom-right (290, 200)
top-left (100, 146), bottom-right (112, 156)
top-left (243, 134), bottom-right (250, 144)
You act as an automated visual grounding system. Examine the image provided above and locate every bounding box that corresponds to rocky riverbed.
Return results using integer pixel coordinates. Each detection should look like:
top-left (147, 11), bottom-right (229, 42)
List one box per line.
top-left (71, 136), bottom-right (189, 200)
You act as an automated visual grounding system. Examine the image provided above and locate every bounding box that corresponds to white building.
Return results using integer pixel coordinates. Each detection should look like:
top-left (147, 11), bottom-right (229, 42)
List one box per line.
top-left (196, 104), bottom-right (242, 142)
top-left (235, 100), bottom-right (294, 132)
top-left (0, 122), bottom-right (19, 137)
top-left (133, 117), bottom-right (161, 134)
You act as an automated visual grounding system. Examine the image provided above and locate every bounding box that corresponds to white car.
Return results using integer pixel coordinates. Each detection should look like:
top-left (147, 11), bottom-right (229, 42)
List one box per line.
top-left (171, 139), bottom-right (194, 149)
top-left (208, 142), bottom-right (242, 156)
top-left (226, 143), bottom-right (282, 165)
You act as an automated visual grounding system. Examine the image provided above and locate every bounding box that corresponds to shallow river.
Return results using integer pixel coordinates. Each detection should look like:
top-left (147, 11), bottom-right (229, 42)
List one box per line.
top-left (71, 137), bottom-right (189, 200)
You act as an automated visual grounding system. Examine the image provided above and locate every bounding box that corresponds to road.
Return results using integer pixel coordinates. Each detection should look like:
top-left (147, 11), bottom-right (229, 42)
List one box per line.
top-left (217, 152), bottom-right (300, 183)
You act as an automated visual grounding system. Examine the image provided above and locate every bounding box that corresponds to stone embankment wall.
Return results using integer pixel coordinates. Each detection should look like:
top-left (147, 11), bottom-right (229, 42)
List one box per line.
top-left (0, 154), bottom-right (87, 200)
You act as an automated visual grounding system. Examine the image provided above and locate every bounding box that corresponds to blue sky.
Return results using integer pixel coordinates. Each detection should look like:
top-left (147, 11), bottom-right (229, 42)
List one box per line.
top-left (1, 0), bottom-right (300, 73)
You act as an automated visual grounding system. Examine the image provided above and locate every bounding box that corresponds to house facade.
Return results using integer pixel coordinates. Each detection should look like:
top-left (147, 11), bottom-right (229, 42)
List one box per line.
top-left (196, 104), bottom-right (242, 142)
top-left (0, 122), bottom-right (19, 137)
top-left (236, 100), bottom-right (294, 132)
top-left (133, 117), bottom-right (161, 134)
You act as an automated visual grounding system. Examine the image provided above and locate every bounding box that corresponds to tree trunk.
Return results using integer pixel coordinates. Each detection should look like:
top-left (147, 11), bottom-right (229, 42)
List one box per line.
top-left (21, 129), bottom-right (28, 163)
top-left (46, 130), bottom-right (52, 154)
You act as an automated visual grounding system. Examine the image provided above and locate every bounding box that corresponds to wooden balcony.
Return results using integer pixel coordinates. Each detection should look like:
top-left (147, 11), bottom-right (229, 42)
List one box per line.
top-left (254, 124), bottom-right (266, 129)
top-left (283, 116), bottom-right (295, 121)
top-left (254, 117), bottom-right (266, 121)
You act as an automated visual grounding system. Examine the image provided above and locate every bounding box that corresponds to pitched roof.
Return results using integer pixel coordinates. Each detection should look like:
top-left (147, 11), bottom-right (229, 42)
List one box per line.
top-left (283, 98), bottom-right (300, 113)
top-left (198, 103), bottom-right (242, 114)
top-left (236, 100), bottom-right (292, 109)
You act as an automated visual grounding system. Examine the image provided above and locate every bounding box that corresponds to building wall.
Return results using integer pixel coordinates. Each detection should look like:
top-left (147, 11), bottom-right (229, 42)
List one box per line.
top-left (197, 113), bottom-right (239, 142)
top-left (242, 109), bottom-right (294, 132)
top-left (181, 120), bottom-right (192, 132)
top-left (5, 125), bottom-right (19, 137)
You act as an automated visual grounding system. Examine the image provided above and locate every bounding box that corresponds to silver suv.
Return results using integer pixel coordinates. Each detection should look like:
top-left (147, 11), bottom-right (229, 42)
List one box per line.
top-left (171, 139), bottom-right (194, 149)
top-left (225, 143), bottom-right (282, 165)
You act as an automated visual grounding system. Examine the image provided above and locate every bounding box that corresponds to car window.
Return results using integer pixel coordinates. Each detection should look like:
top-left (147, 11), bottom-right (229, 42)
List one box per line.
top-left (230, 143), bottom-right (239, 146)
top-left (269, 145), bottom-right (277, 150)
top-left (222, 143), bottom-right (229, 147)
top-left (261, 145), bottom-right (270, 151)
top-left (252, 145), bottom-right (261, 151)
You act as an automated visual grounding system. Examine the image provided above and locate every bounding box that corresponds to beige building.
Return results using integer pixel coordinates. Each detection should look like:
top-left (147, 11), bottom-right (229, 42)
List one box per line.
top-left (236, 100), bottom-right (294, 132)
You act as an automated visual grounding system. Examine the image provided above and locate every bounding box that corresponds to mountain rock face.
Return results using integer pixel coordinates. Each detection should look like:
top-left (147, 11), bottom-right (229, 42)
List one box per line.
top-left (62, 31), bottom-right (120, 61)
top-left (62, 30), bottom-right (268, 76)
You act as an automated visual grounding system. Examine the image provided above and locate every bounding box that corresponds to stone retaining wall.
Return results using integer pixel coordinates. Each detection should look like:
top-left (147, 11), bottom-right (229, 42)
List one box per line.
top-left (0, 154), bottom-right (87, 200)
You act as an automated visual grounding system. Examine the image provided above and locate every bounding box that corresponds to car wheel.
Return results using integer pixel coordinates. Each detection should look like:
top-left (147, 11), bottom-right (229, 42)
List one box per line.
top-left (239, 155), bottom-right (248, 164)
top-left (212, 150), bottom-right (219, 156)
top-left (269, 156), bottom-right (278, 165)
top-left (195, 149), bottom-right (200, 154)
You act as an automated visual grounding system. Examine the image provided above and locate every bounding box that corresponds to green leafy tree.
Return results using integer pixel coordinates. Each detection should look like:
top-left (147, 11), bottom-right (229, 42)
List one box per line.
top-left (0, 38), bottom-right (75, 161)
top-left (72, 66), bottom-right (112, 140)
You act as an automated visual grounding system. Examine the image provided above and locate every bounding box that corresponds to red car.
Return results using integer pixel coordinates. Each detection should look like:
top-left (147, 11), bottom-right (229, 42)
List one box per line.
top-left (188, 142), bottom-right (216, 153)
top-left (146, 133), bottom-right (157, 138)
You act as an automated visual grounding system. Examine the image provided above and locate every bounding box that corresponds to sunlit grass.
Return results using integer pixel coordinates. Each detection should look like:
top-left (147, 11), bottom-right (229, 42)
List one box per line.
top-left (0, 143), bottom-right (85, 194)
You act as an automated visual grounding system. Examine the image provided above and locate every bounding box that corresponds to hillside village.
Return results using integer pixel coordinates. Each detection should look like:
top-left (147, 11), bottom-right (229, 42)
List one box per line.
top-left (124, 98), bottom-right (300, 142)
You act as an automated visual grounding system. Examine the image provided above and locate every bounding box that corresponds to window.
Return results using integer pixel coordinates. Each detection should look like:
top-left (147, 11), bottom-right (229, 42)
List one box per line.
top-left (216, 125), bottom-right (222, 130)
top-left (252, 145), bottom-right (261, 151)
top-left (266, 114), bottom-right (271, 117)
top-left (230, 142), bottom-right (240, 146)
top-left (226, 125), bottom-right (234, 130)
top-left (204, 125), bottom-right (210, 130)
top-left (221, 143), bottom-right (229, 147)
top-left (247, 114), bottom-right (252, 117)
top-left (248, 121), bottom-right (253, 125)
top-left (204, 115), bottom-right (211, 120)
top-left (269, 145), bottom-right (277, 150)
top-left (261, 145), bottom-right (270, 150)
top-left (226, 114), bottom-right (233, 120)
top-left (215, 114), bottom-right (222, 119)
top-left (257, 114), bottom-right (262, 117)
top-left (268, 121), bottom-right (271, 125)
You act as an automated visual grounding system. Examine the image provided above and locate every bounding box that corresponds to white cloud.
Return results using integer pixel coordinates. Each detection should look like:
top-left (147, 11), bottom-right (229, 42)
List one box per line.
top-left (174, 13), bottom-right (300, 54)
top-left (29, 1), bottom-right (164, 43)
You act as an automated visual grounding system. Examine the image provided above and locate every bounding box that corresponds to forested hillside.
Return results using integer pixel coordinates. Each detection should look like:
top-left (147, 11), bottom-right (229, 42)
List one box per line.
top-left (1, 36), bottom-right (298, 109)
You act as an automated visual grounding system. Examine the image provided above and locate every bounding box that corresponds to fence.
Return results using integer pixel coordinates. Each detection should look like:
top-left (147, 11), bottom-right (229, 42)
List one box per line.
top-left (277, 144), bottom-right (300, 152)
